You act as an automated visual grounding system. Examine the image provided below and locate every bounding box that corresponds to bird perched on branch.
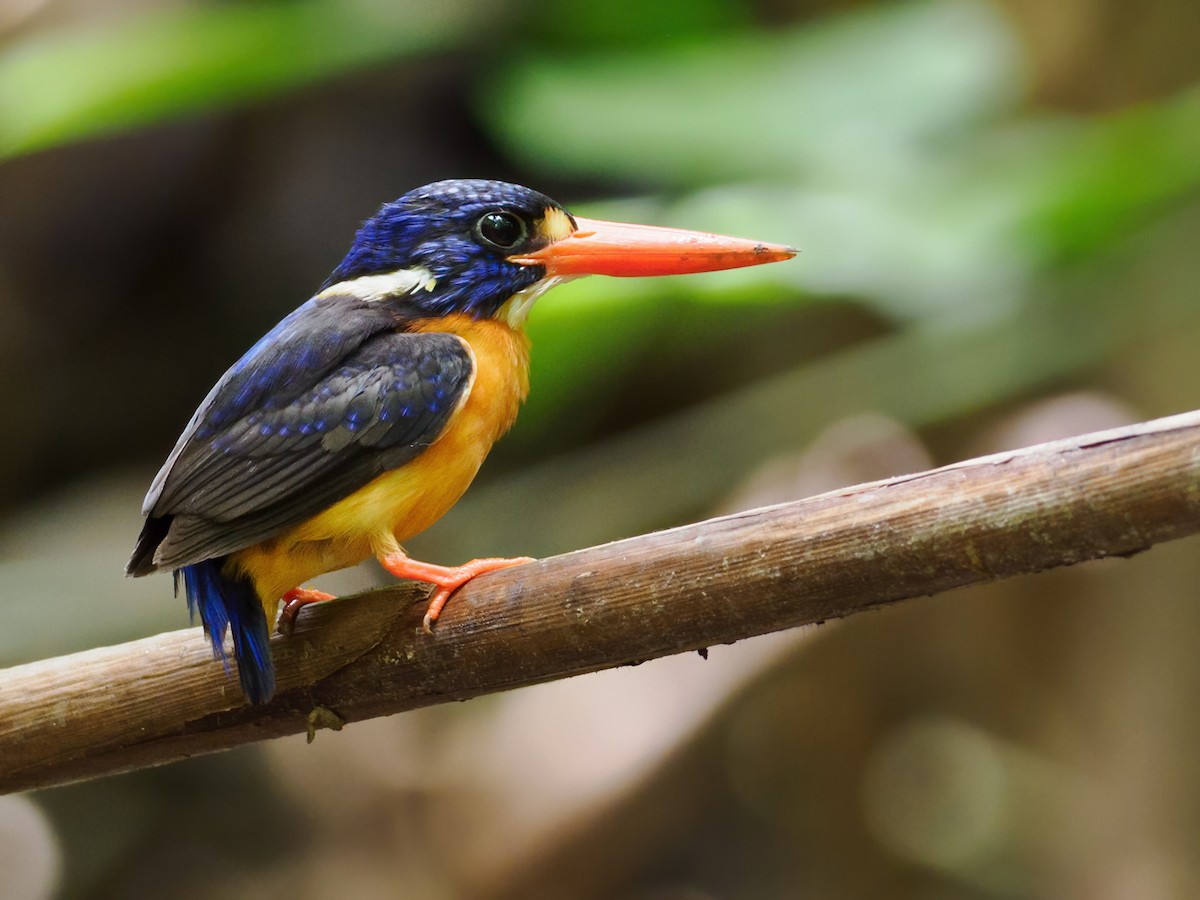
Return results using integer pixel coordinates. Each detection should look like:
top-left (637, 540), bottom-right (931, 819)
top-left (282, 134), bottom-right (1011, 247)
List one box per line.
top-left (127, 179), bottom-right (795, 704)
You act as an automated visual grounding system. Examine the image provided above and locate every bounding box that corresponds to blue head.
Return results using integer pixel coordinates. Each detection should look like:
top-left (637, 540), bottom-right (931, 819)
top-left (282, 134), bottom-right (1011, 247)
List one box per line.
top-left (321, 179), bottom-right (578, 321)
top-left (319, 179), bottom-right (798, 324)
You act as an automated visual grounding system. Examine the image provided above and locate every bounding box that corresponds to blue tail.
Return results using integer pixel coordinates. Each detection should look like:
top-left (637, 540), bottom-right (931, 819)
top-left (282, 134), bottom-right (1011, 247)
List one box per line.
top-left (176, 559), bottom-right (275, 704)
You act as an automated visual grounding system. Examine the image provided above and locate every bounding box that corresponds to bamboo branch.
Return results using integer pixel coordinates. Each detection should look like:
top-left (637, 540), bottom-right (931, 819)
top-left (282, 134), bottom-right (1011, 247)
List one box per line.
top-left (4, 410), bottom-right (1200, 794)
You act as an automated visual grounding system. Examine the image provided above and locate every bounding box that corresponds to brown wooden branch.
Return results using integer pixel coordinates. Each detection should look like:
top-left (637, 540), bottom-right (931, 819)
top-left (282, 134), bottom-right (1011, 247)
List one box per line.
top-left (4, 410), bottom-right (1200, 794)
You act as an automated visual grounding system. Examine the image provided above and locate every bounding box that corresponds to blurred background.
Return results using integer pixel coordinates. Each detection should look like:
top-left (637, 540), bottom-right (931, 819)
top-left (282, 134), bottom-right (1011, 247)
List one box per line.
top-left (2, 0), bottom-right (1200, 897)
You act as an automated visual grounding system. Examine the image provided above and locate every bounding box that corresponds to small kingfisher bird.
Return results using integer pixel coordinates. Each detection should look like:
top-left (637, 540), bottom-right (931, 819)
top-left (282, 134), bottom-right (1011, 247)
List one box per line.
top-left (127, 179), bottom-right (795, 704)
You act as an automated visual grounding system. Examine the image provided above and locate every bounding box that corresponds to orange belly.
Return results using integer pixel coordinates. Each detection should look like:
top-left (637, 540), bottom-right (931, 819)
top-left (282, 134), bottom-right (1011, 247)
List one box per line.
top-left (227, 314), bottom-right (530, 614)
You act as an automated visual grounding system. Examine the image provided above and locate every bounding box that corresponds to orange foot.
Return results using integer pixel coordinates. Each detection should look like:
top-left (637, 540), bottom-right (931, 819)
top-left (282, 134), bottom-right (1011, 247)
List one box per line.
top-left (277, 587), bottom-right (337, 636)
top-left (379, 553), bottom-right (536, 633)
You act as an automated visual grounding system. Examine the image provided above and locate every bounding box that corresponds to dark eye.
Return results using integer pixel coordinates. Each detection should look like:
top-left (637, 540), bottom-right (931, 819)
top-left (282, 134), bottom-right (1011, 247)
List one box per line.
top-left (476, 211), bottom-right (527, 250)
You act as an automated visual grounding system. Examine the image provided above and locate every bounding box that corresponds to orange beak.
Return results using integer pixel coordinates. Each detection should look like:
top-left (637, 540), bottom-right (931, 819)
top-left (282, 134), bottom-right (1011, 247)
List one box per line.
top-left (508, 215), bottom-right (796, 278)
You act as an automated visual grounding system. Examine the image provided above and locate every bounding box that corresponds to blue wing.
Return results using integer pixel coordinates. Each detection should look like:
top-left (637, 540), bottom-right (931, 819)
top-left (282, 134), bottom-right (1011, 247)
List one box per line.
top-left (128, 294), bottom-right (473, 574)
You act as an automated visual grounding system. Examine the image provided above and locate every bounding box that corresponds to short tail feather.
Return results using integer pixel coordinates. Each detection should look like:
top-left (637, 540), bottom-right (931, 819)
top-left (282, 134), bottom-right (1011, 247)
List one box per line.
top-left (176, 559), bottom-right (275, 704)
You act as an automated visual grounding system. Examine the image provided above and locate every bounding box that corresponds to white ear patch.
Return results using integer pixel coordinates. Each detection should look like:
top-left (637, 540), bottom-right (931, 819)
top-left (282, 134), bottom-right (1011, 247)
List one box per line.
top-left (318, 267), bottom-right (437, 302)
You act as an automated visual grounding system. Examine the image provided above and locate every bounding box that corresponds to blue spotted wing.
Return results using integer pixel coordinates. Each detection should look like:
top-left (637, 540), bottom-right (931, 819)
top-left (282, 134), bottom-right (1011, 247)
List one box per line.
top-left (128, 294), bottom-right (473, 573)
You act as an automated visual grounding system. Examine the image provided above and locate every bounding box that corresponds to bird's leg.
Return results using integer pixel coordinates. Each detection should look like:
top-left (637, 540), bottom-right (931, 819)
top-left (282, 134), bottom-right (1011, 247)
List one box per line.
top-left (378, 552), bottom-right (536, 633)
top-left (277, 587), bottom-right (337, 636)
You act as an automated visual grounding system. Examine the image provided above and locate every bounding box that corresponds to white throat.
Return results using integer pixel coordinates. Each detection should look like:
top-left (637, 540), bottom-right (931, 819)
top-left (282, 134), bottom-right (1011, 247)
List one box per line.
top-left (500, 275), bottom-right (578, 328)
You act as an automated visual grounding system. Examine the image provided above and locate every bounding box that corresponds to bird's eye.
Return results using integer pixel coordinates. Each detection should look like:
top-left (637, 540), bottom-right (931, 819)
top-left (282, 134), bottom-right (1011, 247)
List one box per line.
top-left (476, 211), bottom-right (527, 250)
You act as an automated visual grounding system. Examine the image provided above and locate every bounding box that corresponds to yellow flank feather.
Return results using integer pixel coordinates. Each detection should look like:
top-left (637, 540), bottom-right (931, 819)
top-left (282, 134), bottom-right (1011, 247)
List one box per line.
top-left (226, 313), bottom-right (531, 620)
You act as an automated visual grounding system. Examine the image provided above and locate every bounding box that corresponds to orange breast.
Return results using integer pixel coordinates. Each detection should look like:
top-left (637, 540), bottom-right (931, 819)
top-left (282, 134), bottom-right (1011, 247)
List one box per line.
top-left (229, 314), bottom-right (531, 604)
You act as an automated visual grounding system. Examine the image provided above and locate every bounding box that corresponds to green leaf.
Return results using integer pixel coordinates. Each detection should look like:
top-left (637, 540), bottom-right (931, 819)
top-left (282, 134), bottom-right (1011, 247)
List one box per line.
top-left (0, 0), bottom-right (483, 159)
top-left (484, 0), bottom-right (1022, 184)
top-left (1021, 87), bottom-right (1200, 262)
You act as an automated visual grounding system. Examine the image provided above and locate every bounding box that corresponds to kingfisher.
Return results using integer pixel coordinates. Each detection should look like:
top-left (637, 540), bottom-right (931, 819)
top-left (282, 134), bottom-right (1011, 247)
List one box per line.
top-left (127, 179), bottom-right (795, 704)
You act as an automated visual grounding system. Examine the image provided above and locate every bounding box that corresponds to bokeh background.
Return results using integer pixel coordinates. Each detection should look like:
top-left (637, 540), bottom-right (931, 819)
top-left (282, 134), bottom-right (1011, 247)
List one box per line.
top-left (2, 0), bottom-right (1200, 897)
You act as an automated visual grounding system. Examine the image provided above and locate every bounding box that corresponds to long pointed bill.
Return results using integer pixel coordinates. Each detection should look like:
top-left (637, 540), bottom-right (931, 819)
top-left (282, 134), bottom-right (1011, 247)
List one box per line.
top-left (509, 215), bottom-right (796, 278)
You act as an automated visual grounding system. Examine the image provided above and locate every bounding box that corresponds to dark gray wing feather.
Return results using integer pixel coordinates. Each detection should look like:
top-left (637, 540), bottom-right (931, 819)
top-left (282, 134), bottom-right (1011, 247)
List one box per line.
top-left (128, 295), bottom-right (473, 574)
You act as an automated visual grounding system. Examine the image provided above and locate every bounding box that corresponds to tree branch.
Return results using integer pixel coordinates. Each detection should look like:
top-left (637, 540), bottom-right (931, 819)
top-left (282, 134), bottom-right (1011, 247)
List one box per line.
top-left (4, 411), bottom-right (1200, 794)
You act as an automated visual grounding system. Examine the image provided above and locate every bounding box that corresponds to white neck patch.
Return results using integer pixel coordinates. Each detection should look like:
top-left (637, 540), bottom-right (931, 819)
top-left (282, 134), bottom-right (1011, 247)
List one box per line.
top-left (500, 275), bottom-right (578, 328)
top-left (317, 266), bottom-right (437, 302)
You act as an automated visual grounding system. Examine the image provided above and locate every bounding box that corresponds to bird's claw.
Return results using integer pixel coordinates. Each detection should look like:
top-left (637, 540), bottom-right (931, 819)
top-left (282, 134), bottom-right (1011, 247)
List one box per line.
top-left (277, 587), bottom-right (337, 635)
top-left (376, 555), bottom-right (536, 634)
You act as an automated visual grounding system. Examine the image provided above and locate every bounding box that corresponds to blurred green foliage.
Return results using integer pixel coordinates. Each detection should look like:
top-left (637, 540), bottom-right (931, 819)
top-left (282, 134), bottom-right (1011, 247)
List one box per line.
top-left (490, 1), bottom-right (1022, 185)
top-left (4, 0), bottom-right (1200, 646)
top-left (0, 0), bottom-right (482, 158)
top-left (4, 0), bottom-right (1200, 896)
top-left (486, 0), bottom-right (1200, 452)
